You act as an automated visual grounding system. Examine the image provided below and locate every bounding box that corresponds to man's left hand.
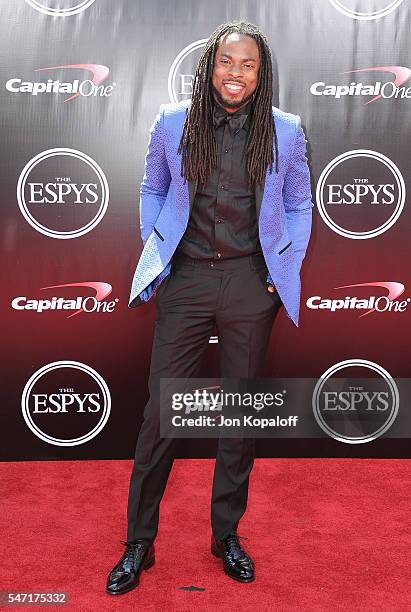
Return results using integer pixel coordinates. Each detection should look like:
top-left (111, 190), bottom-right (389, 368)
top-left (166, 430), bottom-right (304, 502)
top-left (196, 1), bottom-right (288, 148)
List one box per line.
top-left (267, 284), bottom-right (276, 293)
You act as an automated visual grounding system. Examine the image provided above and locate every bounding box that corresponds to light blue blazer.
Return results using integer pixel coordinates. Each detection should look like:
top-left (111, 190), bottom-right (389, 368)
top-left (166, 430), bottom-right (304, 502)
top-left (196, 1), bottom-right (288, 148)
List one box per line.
top-left (129, 99), bottom-right (313, 326)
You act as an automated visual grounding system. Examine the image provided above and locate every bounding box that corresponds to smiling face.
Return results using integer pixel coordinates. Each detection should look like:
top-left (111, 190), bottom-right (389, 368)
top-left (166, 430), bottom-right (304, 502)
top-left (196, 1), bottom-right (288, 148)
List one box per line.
top-left (211, 32), bottom-right (260, 113)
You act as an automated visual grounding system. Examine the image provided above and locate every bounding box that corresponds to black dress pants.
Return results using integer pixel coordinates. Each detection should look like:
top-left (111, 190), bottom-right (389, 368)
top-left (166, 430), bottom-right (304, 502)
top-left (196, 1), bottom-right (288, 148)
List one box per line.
top-left (126, 251), bottom-right (282, 545)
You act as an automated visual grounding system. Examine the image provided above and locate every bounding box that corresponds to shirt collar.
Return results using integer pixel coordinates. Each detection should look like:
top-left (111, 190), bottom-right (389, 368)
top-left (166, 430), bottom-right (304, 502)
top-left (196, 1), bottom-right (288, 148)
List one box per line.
top-left (212, 98), bottom-right (253, 132)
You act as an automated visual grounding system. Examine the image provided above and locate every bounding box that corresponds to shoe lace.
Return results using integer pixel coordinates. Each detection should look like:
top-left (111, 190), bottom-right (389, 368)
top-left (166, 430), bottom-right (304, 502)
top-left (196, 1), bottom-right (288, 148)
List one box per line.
top-left (224, 533), bottom-right (243, 553)
top-left (119, 540), bottom-right (145, 567)
top-left (223, 534), bottom-right (252, 566)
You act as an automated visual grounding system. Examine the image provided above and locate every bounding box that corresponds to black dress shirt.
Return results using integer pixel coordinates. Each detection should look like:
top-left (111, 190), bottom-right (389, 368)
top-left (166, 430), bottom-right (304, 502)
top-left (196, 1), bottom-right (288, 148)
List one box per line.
top-left (175, 98), bottom-right (262, 260)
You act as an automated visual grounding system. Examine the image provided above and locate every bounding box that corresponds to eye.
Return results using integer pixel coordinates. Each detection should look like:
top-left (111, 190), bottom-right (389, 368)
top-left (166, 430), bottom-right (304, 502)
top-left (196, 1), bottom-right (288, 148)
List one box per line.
top-left (244, 64), bottom-right (254, 69)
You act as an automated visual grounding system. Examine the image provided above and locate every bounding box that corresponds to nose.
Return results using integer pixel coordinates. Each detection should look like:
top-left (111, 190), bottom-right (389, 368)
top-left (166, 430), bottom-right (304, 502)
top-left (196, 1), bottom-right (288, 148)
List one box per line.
top-left (227, 63), bottom-right (245, 79)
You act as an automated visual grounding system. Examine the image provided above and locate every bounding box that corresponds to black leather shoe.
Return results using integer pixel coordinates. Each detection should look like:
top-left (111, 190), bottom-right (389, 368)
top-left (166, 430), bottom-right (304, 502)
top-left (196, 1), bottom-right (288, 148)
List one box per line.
top-left (106, 540), bottom-right (155, 595)
top-left (211, 533), bottom-right (255, 582)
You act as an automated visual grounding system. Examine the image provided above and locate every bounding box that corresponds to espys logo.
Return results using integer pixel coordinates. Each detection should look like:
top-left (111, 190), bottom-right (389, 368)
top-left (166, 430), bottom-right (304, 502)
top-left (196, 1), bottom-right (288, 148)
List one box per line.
top-left (24, 0), bottom-right (96, 17)
top-left (316, 149), bottom-right (405, 239)
top-left (306, 282), bottom-right (410, 317)
top-left (6, 64), bottom-right (115, 102)
top-left (329, 0), bottom-right (405, 20)
top-left (168, 39), bottom-right (207, 103)
top-left (312, 359), bottom-right (399, 444)
top-left (21, 360), bottom-right (111, 447)
top-left (12, 282), bottom-right (118, 318)
top-left (311, 65), bottom-right (411, 104)
top-left (17, 148), bottom-right (109, 239)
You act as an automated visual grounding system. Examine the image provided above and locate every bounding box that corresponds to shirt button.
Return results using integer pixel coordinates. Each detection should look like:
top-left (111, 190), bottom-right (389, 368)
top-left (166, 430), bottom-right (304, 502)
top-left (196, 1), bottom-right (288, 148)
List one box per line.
top-left (225, 149), bottom-right (230, 154)
top-left (210, 262), bottom-right (214, 268)
top-left (216, 219), bottom-right (222, 223)
top-left (217, 253), bottom-right (221, 258)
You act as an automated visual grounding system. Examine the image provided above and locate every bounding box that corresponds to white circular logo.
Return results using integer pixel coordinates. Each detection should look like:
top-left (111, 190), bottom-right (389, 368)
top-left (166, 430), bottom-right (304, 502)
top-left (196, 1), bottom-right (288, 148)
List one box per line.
top-left (316, 149), bottom-right (405, 239)
top-left (24, 0), bottom-right (96, 17)
top-left (168, 39), bottom-right (207, 103)
top-left (329, 0), bottom-right (404, 20)
top-left (21, 360), bottom-right (111, 447)
top-left (312, 359), bottom-right (399, 444)
top-left (17, 147), bottom-right (109, 239)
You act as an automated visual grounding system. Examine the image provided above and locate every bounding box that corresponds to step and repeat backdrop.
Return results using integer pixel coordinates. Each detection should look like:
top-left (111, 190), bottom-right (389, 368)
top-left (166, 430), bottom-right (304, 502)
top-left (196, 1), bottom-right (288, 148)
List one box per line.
top-left (1, 0), bottom-right (410, 460)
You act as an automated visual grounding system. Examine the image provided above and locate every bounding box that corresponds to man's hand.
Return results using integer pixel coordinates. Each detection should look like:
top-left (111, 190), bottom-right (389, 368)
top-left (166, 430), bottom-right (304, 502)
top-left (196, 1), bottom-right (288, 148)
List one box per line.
top-left (266, 272), bottom-right (277, 294)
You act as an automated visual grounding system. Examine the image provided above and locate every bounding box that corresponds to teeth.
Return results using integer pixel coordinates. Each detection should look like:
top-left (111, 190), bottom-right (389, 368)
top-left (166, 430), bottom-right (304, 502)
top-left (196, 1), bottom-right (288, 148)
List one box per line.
top-left (225, 83), bottom-right (243, 92)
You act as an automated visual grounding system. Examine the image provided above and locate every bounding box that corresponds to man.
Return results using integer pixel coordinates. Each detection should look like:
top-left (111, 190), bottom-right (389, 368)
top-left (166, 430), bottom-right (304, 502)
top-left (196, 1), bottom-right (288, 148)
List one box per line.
top-left (106, 20), bottom-right (313, 595)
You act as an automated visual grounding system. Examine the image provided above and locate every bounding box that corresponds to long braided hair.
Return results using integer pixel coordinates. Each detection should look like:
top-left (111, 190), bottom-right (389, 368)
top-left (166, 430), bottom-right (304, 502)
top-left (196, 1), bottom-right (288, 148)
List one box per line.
top-left (177, 20), bottom-right (278, 188)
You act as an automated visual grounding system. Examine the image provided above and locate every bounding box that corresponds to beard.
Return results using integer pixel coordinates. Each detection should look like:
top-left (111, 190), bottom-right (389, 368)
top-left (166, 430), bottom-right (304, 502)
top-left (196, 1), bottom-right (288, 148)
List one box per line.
top-left (211, 82), bottom-right (255, 111)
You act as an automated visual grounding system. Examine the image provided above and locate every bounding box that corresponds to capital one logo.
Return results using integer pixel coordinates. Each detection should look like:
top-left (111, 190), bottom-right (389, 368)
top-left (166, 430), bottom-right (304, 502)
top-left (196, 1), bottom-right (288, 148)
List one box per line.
top-left (312, 359), bottom-right (399, 444)
top-left (316, 150), bottom-right (405, 239)
top-left (12, 282), bottom-right (119, 318)
top-left (17, 148), bottom-right (109, 239)
top-left (329, 0), bottom-right (405, 20)
top-left (6, 64), bottom-right (115, 102)
top-left (21, 360), bottom-right (111, 447)
top-left (24, 0), bottom-right (96, 17)
top-left (311, 66), bottom-right (411, 104)
top-left (168, 39), bottom-right (207, 103)
top-left (306, 282), bottom-right (410, 316)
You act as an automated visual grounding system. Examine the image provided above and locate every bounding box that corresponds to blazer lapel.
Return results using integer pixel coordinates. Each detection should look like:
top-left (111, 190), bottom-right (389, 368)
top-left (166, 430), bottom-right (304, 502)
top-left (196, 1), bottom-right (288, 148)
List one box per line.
top-left (255, 180), bottom-right (265, 222)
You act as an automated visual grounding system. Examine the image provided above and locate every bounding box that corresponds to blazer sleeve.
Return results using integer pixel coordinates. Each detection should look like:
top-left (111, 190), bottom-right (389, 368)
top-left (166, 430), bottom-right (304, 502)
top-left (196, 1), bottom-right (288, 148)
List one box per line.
top-left (282, 116), bottom-right (314, 274)
top-left (139, 105), bottom-right (172, 245)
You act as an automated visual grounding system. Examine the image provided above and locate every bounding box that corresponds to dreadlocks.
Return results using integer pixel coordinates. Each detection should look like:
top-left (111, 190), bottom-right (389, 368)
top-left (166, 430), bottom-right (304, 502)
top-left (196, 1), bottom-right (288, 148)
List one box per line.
top-left (177, 20), bottom-right (278, 188)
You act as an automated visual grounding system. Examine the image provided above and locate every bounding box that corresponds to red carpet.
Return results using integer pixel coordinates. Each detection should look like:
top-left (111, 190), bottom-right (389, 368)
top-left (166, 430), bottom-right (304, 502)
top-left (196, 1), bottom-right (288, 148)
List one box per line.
top-left (1, 458), bottom-right (410, 611)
